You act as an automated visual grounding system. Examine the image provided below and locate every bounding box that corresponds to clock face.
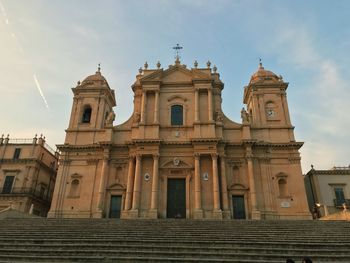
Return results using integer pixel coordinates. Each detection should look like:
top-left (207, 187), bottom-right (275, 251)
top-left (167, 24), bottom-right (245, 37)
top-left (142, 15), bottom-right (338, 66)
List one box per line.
top-left (267, 109), bottom-right (275, 117)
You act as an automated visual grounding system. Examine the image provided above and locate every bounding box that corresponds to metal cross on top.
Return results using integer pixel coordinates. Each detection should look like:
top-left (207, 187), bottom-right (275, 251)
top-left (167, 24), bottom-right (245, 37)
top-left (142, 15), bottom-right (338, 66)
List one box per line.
top-left (173, 44), bottom-right (183, 61)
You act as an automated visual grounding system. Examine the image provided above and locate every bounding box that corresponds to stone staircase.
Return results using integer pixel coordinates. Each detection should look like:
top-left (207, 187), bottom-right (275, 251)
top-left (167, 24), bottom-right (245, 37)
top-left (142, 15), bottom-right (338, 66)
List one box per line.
top-left (0, 219), bottom-right (349, 262)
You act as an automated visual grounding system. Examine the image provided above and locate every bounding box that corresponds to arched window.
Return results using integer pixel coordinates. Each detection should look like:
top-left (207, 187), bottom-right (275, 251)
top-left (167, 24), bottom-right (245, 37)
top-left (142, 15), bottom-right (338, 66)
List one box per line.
top-left (69, 179), bottom-right (80, 197)
top-left (171, 105), bottom-right (183, 125)
top-left (278, 178), bottom-right (287, 197)
top-left (82, 106), bottom-right (92, 123)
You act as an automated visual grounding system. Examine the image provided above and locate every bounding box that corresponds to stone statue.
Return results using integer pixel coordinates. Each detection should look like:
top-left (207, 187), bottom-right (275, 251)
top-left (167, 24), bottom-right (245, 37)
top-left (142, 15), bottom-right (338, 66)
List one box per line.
top-left (241, 108), bottom-right (250, 123)
top-left (105, 111), bottom-right (115, 126)
top-left (133, 112), bottom-right (141, 123)
top-left (215, 111), bottom-right (224, 122)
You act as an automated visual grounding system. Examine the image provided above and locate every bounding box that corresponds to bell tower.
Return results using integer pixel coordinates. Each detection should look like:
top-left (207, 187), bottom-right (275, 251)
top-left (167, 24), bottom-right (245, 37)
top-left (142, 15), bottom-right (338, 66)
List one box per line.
top-left (243, 62), bottom-right (295, 142)
top-left (65, 66), bottom-right (116, 145)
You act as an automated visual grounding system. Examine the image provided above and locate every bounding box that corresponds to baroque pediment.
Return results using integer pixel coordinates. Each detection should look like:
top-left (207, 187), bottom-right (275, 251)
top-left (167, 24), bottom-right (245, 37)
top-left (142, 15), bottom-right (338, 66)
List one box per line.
top-left (140, 65), bottom-right (211, 83)
top-left (160, 158), bottom-right (193, 169)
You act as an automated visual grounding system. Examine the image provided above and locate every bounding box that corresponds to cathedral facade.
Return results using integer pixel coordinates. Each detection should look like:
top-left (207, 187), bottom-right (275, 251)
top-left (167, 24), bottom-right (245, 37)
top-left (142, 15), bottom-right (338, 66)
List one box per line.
top-left (48, 58), bottom-right (311, 219)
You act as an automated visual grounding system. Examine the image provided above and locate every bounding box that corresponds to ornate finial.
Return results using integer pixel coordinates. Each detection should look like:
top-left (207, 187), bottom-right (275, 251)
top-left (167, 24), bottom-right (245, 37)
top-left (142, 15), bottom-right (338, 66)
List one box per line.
top-left (77, 80), bottom-right (81, 85)
top-left (156, 61), bottom-right (161, 69)
top-left (194, 60), bottom-right (198, 68)
top-left (40, 134), bottom-right (43, 138)
top-left (207, 60), bottom-right (211, 68)
top-left (173, 44), bottom-right (183, 62)
top-left (144, 61), bottom-right (148, 70)
top-left (35, 134), bottom-right (37, 138)
top-left (311, 164), bottom-right (314, 169)
top-left (258, 58), bottom-right (263, 69)
top-left (97, 63), bottom-right (101, 72)
top-left (213, 65), bottom-right (217, 73)
top-left (138, 67), bottom-right (143, 74)
top-left (6, 134), bottom-right (9, 138)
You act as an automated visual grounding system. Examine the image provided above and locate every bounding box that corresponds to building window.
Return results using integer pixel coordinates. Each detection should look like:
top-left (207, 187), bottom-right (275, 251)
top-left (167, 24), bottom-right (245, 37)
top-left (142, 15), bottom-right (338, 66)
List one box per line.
top-left (2, 176), bottom-right (15, 194)
top-left (334, 187), bottom-right (346, 207)
top-left (171, 105), bottom-right (183, 125)
top-left (278, 178), bottom-right (287, 197)
top-left (69, 179), bottom-right (80, 197)
top-left (82, 106), bottom-right (92, 123)
top-left (13, 148), bottom-right (21, 159)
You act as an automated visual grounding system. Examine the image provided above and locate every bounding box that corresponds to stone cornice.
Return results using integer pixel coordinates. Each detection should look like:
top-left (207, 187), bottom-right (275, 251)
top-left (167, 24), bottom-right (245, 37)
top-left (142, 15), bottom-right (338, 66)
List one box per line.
top-left (307, 169), bottom-right (350, 176)
top-left (162, 141), bottom-right (192, 145)
top-left (131, 139), bottom-right (163, 144)
top-left (191, 138), bottom-right (221, 143)
top-left (57, 144), bottom-right (102, 151)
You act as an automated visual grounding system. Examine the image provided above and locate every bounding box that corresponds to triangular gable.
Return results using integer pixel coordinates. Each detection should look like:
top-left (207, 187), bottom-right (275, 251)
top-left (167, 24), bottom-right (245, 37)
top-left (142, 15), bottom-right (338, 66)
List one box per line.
top-left (141, 65), bottom-right (211, 83)
top-left (161, 158), bottom-right (193, 169)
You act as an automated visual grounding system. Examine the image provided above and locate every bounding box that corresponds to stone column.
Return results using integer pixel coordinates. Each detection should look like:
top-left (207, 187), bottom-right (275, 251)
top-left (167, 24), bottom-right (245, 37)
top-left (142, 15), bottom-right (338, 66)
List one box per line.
top-left (124, 156), bottom-right (135, 210)
top-left (246, 149), bottom-right (260, 219)
top-left (211, 154), bottom-right (221, 211)
top-left (97, 157), bottom-right (109, 214)
top-left (132, 155), bottom-right (142, 210)
top-left (220, 156), bottom-right (229, 211)
top-left (150, 154), bottom-right (159, 211)
top-left (194, 154), bottom-right (202, 210)
top-left (208, 88), bottom-right (213, 121)
top-left (154, 91), bottom-right (159, 124)
top-left (281, 93), bottom-right (292, 125)
top-left (194, 88), bottom-right (199, 122)
top-left (140, 91), bottom-right (146, 124)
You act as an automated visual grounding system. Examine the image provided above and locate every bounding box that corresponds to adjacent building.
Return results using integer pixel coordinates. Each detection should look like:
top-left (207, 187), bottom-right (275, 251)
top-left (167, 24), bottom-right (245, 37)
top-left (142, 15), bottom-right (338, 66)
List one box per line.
top-left (48, 58), bottom-right (311, 220)
top-left (304, 165), bottom-right (350, 217)
top-left (0, 134), bottom-right (58, 217)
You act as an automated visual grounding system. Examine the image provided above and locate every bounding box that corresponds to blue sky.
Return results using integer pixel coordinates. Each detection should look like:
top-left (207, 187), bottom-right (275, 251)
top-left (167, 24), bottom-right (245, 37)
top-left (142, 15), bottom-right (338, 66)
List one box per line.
top-left (0, 0), bottom-right (349, 172)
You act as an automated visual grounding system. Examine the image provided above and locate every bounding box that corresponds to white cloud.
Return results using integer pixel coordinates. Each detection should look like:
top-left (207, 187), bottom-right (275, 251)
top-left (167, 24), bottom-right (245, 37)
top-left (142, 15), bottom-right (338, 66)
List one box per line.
top-left (261, 21), bottom-right (350, 171)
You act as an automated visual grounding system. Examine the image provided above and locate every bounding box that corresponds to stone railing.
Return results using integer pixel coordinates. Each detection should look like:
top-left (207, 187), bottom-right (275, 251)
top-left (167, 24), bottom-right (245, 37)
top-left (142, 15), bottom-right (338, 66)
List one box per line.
top-left (0, 187), bottom-right (52, 203)
top-left (0, 135), bottom-right (58, 157)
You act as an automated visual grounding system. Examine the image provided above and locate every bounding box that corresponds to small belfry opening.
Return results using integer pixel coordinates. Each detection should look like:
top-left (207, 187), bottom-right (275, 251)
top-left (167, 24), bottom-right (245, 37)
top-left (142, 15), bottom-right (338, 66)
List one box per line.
top-left (82, 106), bottom-right (92, 123)
top-left (171, 105), bottom-right (183, 125)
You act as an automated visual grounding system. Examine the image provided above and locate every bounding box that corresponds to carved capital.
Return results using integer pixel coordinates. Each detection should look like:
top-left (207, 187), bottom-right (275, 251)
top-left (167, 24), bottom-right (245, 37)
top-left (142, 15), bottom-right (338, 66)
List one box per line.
top-left (194, 153), bottom-right (201, 159)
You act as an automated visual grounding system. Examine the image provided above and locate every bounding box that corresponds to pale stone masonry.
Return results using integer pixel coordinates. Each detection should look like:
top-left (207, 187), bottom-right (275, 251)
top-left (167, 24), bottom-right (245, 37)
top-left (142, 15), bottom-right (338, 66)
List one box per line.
top-left (0, 135), bottom-right (58, 216)
top-left (48, 59), bottom-right (311, 219)
top-left (304, 165), bottom-right (350, 217)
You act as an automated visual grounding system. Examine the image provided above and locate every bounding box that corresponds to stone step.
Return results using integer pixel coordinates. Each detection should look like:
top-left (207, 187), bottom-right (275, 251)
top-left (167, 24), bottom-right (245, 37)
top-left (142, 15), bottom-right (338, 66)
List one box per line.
top-left (2, 239), bottom-right (349, 250)
top-left (2, 236), bottom-right (350, 245)
top-left (0, 249), bottom-right (347, 261)
top-left (0, 244), bottom-right (347, 255)
top-left (0, 255), bottom-right (282, 263)
top-left (0, 219), bottom-right (349, 262)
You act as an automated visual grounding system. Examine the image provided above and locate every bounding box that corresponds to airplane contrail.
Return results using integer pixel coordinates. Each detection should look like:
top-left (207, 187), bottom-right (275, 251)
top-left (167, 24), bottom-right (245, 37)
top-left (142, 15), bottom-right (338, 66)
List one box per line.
top-left (0, 0), bottom-right (8, 24)
top-left (33, 74), bottom-right (49, 109)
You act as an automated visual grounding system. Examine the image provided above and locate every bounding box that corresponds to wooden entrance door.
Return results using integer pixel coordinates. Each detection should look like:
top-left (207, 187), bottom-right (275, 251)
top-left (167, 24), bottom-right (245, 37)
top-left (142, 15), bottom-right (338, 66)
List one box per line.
top-left (232, 195), bottom-right (246, 219)
top-left (109, 195), bottom-right (122, 218)
top-left (167, 179), bottom-right (186, 218)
